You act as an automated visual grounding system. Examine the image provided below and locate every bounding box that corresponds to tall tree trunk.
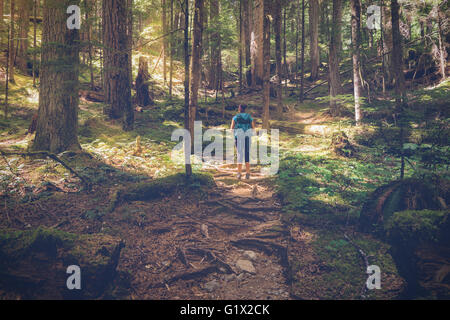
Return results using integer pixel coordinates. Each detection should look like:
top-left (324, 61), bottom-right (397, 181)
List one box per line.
top-left (391, 0), bottom-right (406, 179)
top-left (382, 0), bottom-right (393, 88)
top-left (85, 0), bottom-right (95, 90)
top-left (209, 0), bottom-right (221, 90)
top-left (351, 0), bottom-right (362, 124)
top-left (17, 0), bottom-right (31, 73)
top-left (162, 0), bottom-right (167, 84)
top-left (183, 0), bottom-right (192, 177)
top-left (0, 0), bottom-right (3, 20)
top-left (189, 0), bottom-right (203, 137)
top-left (169, 0), bottom-right (174, 98)
top-left (127, 0), bottom-right (133, 87)
top-left (309, 0), bottom-right (320, 81)
top-left (300, 0), bottom-right (305, 102)
top-left (251, 0), bottom-right (264, 87)
top-left (242, 0), bottom-right (251, 86)
top-left (102, 0), bottom-right (133, 131)
top-left (328, 0), bottom-right (343, 116)
top-left (437, 8), bottom-right (446, 80)
top-left (8, 0), bottom-right (15, 83)
top-left (32, 0), bottom-right (81, 153)
top-left (262, 0), bottom-right (270, 129)
top-left (238, 0), bottom-right (243, 90)
top-left (274, 0), bottom-right (282, 116)
top-left (32, 0), bottom-right (37, 87)
top-left (283, 7), bottom-right (287, 89)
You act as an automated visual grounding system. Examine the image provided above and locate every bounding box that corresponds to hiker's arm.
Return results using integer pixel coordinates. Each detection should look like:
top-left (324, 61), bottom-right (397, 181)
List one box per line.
top-left (251, 119), bottom-right (256, 130)
top-left (230, 119), bottom-right (235, 130)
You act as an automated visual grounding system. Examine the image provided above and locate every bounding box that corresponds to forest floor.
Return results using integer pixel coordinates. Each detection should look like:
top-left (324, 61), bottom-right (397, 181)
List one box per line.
top-left (0, 67), bottom-right (449, 298)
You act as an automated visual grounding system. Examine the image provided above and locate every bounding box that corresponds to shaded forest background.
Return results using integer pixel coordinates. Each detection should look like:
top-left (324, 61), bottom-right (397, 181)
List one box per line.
top-left (0, 0), bottom-right (449, 300)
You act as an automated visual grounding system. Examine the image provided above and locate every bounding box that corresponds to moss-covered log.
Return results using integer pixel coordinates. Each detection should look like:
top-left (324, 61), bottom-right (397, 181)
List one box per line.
top-left (359, 179), bottom-right (443, 233)
top-left (0, 227), bottom-right (124, 299)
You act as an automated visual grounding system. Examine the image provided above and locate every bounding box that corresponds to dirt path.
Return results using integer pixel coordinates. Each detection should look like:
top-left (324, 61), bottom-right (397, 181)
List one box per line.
top-left (118, 164), bottom-right (292, 300)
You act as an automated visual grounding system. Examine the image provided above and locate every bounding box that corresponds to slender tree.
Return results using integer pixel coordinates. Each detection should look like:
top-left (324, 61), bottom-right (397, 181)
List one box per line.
top-left (300, 0), bottom-right (305, 102)
top-left (209, 0), bottom-right (221, 91)
top-left (351, 0), bottom-right (363, 124)
top-left (8, 0), bottom-right (15, 83)
top-left (183, 0), bottom-right (192, 177)
top-left (262, 0), bottom-right (270, 129)
top-left (17, 0), bottom-right (31, 73)
top-left (32, 0), bottom-right (81, 153)
top-left (32, 0), bottom-right (37, 87)
top-left (328, 0), bottom-right (343, 115)
top-left (274, 0), bottom-right (283, 115)
top-left (189, 0), bottom-right (204, 136)
top-left (309, 0), bottom-right (320, 81)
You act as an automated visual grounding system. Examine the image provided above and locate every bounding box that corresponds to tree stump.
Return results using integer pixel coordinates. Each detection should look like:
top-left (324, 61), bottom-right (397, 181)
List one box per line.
top-left (135, 56), bottom-right (154, 107)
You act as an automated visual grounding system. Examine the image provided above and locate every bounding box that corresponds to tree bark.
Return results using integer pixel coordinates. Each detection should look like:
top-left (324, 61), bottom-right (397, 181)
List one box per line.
top-left (242, 0), bottom-right (251, 86)
top-left (209, 0), bottom-right (221, 90)
top-left (17, 0), bottom-right (31, 73)
top-left (8, 0), bottom-right (15, 83)
top-left (102, 0), bottom-right (133, 131)
top-left (351, 0), bottom-right (362, 124)
top-left (309, 0), bottom-right (320, 81)
top-left (328, 0), bottom-right (343, 115)
top-left (274, 0), bottom-right (282, 116)
top-left (262, 0), bottom-right (270, 129)
top-left (162, 0), bottom-right (167, 84)
top-left (189, 0), bottom-right (203, 137)
top-left (32, 0), bottom-right (81, 153)
top-left (135, 56), bottom-right (153, 107)
top-left (300, 0), bottom-right (305, 102)
top-left (183, 0), bottom-right (192, 177)
top-left (0, 0), bottom-right (3, 20)
top-left (251, 0), bottom-right (264, 87)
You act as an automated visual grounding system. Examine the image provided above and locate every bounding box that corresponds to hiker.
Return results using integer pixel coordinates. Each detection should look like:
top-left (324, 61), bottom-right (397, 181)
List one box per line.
top-left (230, 104), bottom-right (256, 180)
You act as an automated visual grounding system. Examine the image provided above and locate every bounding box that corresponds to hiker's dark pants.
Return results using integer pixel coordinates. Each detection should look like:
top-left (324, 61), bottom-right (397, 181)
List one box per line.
top-left (235, 136), bottom-right (251, 164)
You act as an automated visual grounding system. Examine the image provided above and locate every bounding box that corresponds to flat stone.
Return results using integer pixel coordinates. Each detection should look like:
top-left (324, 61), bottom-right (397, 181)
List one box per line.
top-left (243, 250), bottom-right (257, 261)
top-left (236, 259), bottom-right (256, 274)
top-left (204, 280), bottom-right (220, 292)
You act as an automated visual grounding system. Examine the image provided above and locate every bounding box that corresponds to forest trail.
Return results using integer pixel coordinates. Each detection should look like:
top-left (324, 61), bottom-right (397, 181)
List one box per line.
top-left (118, 162), bottom-right (292, 300)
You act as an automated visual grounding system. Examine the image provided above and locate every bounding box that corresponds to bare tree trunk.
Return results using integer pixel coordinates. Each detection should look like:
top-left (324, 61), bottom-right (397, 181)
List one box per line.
top-left (189, 0), bottom-right (203, 140)
top-left (309, 0), bottom-right (320, 81)
top-left (0, 0), bottom-right (4, 20)
top-left (283, 7), bottom-right (287, 90)
top-left (262, 0), bottom-right (270, 129)
top-left (32, 0), bottom-right (37, 87)
top-left (209, 0), bottom-right (221, 90)
top-left (169, 0), bottom-right (174, 98)
top-left (85, 0), bottom-right (95, 90)
top-left (238, 0), bottom-right (243, 90)
top-left (251, 0), bottom-right (264, 87)
top-left (102, 0), bottom-right (133, 131)
top-left (351, 0), bottom-right (362, 124)
top-left (274, 0), bottom-right (283, 116)
top-left (242, 0), bottom-right (251, 86)
top-left (8, 0), bottom-right (15, 83)
top-left (32, 0), bottom-right (81, 153)
top-left (391, 0), bottom-right (406, 180)
top-left (162, 0), bottom-right (167, 84)
top-left (437, 9), bottom-right (447, 80)
top-left (17, 0), bottom-right (31, 73)
top-left (4, 24), bottom-right (10, 119)
top-left (300, 0), bottom-right (305, 102)
top-left (127, 0), bottom-right (133, 87)
top-left (329, 0), bottom-right (343, 116)
top-left (183, 0), bottom-right (192, 177)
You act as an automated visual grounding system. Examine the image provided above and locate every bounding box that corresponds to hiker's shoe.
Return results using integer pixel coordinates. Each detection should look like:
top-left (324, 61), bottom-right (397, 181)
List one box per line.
top-left (245, 173), bottom-right (250, 180)
top-left (237, 173), bottom-right (242, 180)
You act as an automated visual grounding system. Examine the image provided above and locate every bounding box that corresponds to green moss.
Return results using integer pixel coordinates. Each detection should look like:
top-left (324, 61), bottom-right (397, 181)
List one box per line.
top-left (385, 210), bottom-right (449, 247)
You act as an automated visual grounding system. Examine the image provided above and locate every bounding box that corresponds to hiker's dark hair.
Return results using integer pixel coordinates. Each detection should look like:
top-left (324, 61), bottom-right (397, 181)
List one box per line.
top-left (239, 104), bottom-right (248, 111)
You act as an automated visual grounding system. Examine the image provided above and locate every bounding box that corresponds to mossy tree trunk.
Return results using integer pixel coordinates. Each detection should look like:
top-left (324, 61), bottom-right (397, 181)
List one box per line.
top-left (32, 0), bottom-right (81, 153)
